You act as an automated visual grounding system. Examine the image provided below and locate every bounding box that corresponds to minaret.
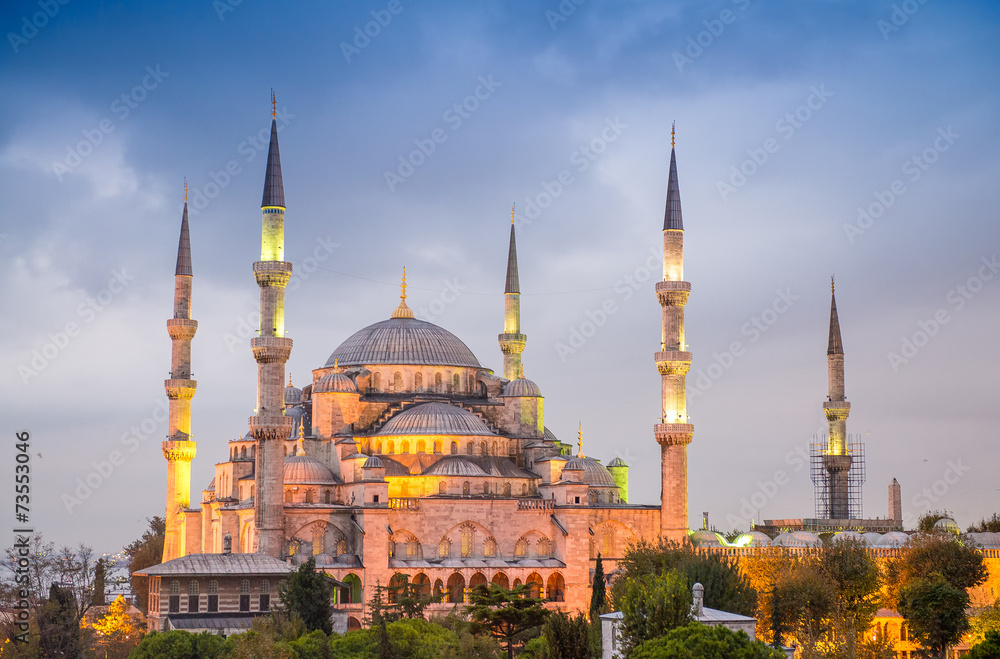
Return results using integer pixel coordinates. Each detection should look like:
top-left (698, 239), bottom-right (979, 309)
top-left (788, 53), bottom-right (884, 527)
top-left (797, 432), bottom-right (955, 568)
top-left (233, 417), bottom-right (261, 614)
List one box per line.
top-left (654, 125), bottom-right (693, 541)
top-left (162, 182), bottom-right (198, 562)
top-left (499, 205), bottom-right (526, 380)
top-left (823, 278), bottom-right (852, 519)
top-left (249, 93), bottom-right (294, 558)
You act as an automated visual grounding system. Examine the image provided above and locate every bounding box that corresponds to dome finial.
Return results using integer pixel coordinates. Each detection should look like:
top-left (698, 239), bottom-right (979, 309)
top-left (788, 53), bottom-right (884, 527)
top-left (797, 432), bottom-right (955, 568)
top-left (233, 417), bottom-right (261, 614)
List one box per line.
top-left (401, 266), bottom-right (407, 302)
top-left (511, 203), bottom-right (515, 225)
top-left (671, 121), bottom-right (675, 148)
top-left (184, 177), bottom-right (188, 204)
top-left (334, 358), bottom-right (338, 369)
top-left (577, 422), bottom-right (585, 458)
top-left (390, 267), bottom-right (415, 319)
top-left (831, 274), bottom-right (835, 294)
top-left (288, 374), bottom-right (293, 387)
top-left (271, 89), bottom-right (276, 120)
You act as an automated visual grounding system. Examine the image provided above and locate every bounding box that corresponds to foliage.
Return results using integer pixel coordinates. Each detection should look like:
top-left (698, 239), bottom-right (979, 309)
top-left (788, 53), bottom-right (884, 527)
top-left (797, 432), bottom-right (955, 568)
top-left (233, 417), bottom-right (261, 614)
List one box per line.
top-left (968, 630), bottom-right (1000, 659)
top-left (1, 534), bottom-right (100, 627)
top-left (617, 569), bottom-right (692, 654)
top-left (818, 538), bottom-right (882, 651)
top-left (886, 532), bottom-right (987, 610)
top-left (916, 510), bottom-right (953, 533)
top-left (968, 513), bottom-right (1000, 533)
top-left (613, 538), bottom-right (756, 616)
top-left (327, 617), bottom-right (471, 659)
top-left (769, 557), bottom-right (837, 653)
top-left (898, 574), bottom-right (970, 657)
top-left (969, 599), bottom-right (1000, 645)
top-left (91, 594), bottom-right (145, 658)
top-left (38, 583), bottom-right (82, 659)
top-left (629, 622), bottom-right (784, 659)
top-left (92, 558), bottom-right (107, 606)
top-left (589, 553), bottom-right (607, 620)
top-left (228, 614), bottom-right (310, 659)
top-left (468, 583), bottom-right (550, 659)
top-left (543, 611), bottom-right (596, 659)
top-left (124, 517), bottom-right (165, 614)
top-left (430, 611), bottom-right (503, 659)
top-left (127, 629), bottom-right (231, 659)
top-left (279, 557), bottom-right (333, 635)
top-left (519, 635), bottom-right (550, 659)
top-left (387, 573), bottom-right (431, 620)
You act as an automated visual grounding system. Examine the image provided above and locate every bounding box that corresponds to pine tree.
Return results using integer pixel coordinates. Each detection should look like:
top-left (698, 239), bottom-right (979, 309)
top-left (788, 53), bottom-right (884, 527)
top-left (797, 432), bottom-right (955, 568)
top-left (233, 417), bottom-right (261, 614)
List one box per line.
top-left (590, 553), bottom-right (607, 620)
top-left (278, 557), bottom-right (333, 635)
top-left (39, 583), bottom-right (82, 658)
top-left (91, 557), bottom-right (107, 606)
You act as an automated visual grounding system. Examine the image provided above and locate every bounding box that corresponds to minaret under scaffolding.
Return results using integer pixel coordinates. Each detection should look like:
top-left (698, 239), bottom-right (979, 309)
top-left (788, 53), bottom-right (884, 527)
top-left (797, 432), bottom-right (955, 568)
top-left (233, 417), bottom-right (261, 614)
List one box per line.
top-left (499, 206), bottom-right (526, 380)
top-left (162, 183), bottom-right (198, 562)
top-left (822, 279), bottom-right (852, 519)
top-left (654, 125), bottom-right (693, 541)
top-left (250, 92), bottom-right (294, 558)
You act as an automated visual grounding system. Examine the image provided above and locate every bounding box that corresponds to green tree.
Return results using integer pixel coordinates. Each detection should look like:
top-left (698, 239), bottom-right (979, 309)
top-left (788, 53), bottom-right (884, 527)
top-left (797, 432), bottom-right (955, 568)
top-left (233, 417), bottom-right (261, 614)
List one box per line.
top-left (886, 532), bottom-right (987, 610)
top-left (898, 574), bottom-right (970, 659)
top-left (629, 622), bottom-right (784, 659)
top-left (544, 610), bottom-right (594, 659)
top-left (279, 557), bottom-right (333, 635)
top-left (38, 583), bottom-right (82, 658)
top-left (468, 583), bottom-right (550, 659)
top-left (770, 559), bottom-right (837, 654)
top-left (617, 569), bottom-right (692, 654)
top-left (968, 630), bottom-right (1000, 659)
top-left (590, 554), bottom-right (606, 620)
top-left (92, 557), bottom-right (107, 606)
top-left (128, 629), bottom-right (231, 658)
top-left (917, 510), bottom-right (953, 533)
top-left (819, 538), bottom-right (882, 651)
top-left (968, 514), bottom-right (1000, 533)
top-left (388, 573), bottom-right (430, 620)
top-left (969, 599), bottom-right (1000, 645)
top-left (124, 517), bottom-right (165, 614)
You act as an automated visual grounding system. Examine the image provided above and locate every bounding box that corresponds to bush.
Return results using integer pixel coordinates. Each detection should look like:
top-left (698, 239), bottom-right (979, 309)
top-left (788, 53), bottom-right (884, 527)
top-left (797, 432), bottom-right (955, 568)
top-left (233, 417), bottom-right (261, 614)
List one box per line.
top-left (128, 630), bottom-right (231, 659)
top-left (630, 622), bottom-right (784, 659)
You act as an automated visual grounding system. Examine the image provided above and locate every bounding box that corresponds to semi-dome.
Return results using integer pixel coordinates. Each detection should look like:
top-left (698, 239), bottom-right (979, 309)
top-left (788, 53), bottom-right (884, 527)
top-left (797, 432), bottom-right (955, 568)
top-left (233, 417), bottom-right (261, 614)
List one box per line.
top-left (326, 317), bottom-right (481, 368)
top-left (285, 382), bottom-right (302, 404)
top-left (283, 455), bottom-right (338, 485)
top-left (501, 377), bottom-right (542, 397)
top-left (377, 402), bottom-right (495, 437)
top-left (315, 372), bottom-right (358, 394)
top-left (423, 456), bottom-right (490, 477)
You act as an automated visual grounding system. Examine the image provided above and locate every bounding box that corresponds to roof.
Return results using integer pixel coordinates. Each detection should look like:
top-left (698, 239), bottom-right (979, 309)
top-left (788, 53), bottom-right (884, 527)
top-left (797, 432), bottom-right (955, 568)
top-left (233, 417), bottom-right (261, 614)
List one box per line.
top-left (828, 287), bottom-right (843, 355)
top-left (168, 612), bottom-right (264, 631)
top-left (261, 119), bottom-right (285, 208)
top-left (377, 402), bottom-right (495, 437)
top-left (505, 223), bottom-right (519, 294)
top-left (607, 457), bottom-right (627, 468)
top-left (423, 456), bottom-right (489, 477)
top-left (284, 454), bottom-right (340, 484)
top-left (501, 377), bottom-right (542, 398)
top-left (314, 372), bottom-right (357, 393)
top-left (326, 317), bottom-right (481, 368)
top-left (696, 606), bottom-right (756, 624)
top-left (133, 553), bottom-right (294, 577)
top-left (175, 202), bottom-right (192, 276)
top-left (663, 146), bottom-right (683, 230)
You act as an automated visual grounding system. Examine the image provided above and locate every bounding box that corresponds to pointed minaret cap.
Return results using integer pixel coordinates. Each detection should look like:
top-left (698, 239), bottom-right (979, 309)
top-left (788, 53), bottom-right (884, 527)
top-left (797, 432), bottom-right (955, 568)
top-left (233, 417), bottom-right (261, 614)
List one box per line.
top-left (261, 90), bottom-right (285, 208)
top-left (175, 180), bottom-right (193, 276)
top-left (828, 276), bottom-right (844, 355)
top-left (505, 205), bottom-right (520, 294)
top-left (663, 122), bottom-right (683, 231)
top-left (391, 267), bottom-right (415, 319)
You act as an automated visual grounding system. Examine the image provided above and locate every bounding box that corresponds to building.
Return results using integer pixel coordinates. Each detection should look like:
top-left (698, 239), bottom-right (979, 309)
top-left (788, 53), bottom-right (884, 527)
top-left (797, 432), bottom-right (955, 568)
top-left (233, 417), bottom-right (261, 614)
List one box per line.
top-left (145, 106), bottom-right (698, 626)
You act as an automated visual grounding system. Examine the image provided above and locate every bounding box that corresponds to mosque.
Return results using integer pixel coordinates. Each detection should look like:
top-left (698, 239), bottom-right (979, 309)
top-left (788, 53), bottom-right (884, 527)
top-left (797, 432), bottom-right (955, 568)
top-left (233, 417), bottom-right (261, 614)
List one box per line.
top-left (151, 103), bottom-right (695, 624)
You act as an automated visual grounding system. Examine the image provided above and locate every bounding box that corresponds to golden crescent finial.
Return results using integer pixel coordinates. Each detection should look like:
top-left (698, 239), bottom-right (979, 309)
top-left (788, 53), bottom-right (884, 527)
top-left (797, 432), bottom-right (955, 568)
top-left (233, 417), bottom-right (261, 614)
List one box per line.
top-left (184, 178), bottom-right (188, 203)
top-left (671, 121), bottom-right (675, 148)
top-left (298, 417), bottom-right (305, 439)
top-left (288, 374), bottom-right (293, 387)
top-left (511, 203), bottom-right (515, 225)
top-left (831, 275), bottom-right (835, 294)
top-left (577, 422), bottom-right (584, 458)
top-left (334, 358), bottom-right (338, 369)
top-left (271, 89), bottom-right (276, 120)
top-left (401, 267), bottom-right (407, 302)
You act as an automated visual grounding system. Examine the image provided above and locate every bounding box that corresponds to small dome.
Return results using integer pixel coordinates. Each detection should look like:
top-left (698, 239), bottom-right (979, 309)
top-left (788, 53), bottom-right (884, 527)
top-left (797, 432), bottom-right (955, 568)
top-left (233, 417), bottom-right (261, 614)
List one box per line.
top-left (832, 531), bottom-right (864, 544)
top-left (283, 406), bottom-right (306, 438)
top-left (363, 455), bottom-right (384, 469)
top-left (423, 457), bottom-right (489, 477)
top-left (878, 532), bottom-right (910, 548)
top-left (862, 532), bottom-right (883, 546)
top-left (502, 378), bottom-right (542, 398)
top-left (967, 532), bottom-right (1000, 549)
top-left (607, 457), bottom-right (627, 468)
top-left (689, 530), bottom-right (724, 547)
top-left (377, 402), bottom-right (495, 437)
top-left (543, 427), bottom-right (559, 442)
top-left (934, 518), bottom-right (960, 534)
top-left (205, 477), bottom-right (216, 492)
top-left (563, 457), bottom-right (586, 471)
top-left (315, 372), bottom-right (358, 394)
top-left (283, 455), bottom-right (338, 485)
top-left (773, 531), bottom-right (821, 548)
top-left (566, 457), bottom-right (616, 487)
top-left (285, 381), bottom-right (302, 405)
top-left (314, 553), bottom-right (335, 566)
top-left (733, 531), bottom-right (771, 547)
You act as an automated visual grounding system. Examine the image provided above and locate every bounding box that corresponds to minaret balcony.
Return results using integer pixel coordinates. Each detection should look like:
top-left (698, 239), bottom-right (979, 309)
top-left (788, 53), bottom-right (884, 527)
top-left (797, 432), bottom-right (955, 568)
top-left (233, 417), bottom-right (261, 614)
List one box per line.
top-left (162, 439), bottom-right (197, 462)
top-left (655, 351), bottom-right (691, 375)
top-left (498, 333), bottom-right (526, 353)
top-left (822, 401), bottom-right (851, 419)
top-left (164, 379), bottom-right (197, 399)
top-left (654, 423), bottom-right (694, 446)
top-left (166, 318), bottom-right (198, 340)
top-left (253, 260), bottom-right (293, 287)
top-left (655, 280), bottom-right (691, 306)
top-left (248, 414), bottom-right (295, 441)
top-left (251, 336), bottom-right (293, 363)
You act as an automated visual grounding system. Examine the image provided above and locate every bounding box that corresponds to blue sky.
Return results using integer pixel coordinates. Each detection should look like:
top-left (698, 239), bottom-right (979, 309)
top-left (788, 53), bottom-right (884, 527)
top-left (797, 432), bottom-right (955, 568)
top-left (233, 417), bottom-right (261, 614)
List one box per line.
top-left (1, 0), bottom-right (998, 555)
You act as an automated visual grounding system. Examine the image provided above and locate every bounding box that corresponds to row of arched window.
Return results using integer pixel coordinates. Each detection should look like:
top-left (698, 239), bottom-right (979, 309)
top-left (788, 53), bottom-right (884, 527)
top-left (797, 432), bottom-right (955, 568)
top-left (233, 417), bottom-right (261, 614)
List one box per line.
top-left (373, 438), bottom-right (511, 457)
top-left (386, 571), bottom-right (565, 603)
top-left (370, 371), bottom-right (463, 394)
top-left (284, 488), bottom-right (333, 504)
top-left (390, 528), bottom-right (551, 560)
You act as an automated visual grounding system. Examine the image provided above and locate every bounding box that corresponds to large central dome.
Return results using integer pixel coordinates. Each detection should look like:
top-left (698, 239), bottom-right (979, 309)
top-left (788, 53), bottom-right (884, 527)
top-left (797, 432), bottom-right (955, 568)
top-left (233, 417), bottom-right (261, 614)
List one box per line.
top-left (325, 317), bottom-right (481, 368)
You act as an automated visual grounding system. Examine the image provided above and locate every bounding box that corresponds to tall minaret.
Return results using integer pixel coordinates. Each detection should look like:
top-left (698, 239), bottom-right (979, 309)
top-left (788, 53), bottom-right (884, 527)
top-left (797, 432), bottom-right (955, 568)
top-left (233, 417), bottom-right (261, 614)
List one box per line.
top-left (249, 93), bottom-right (294, 558)
top-left (499, 205), bottom-right (526, 380)
top-left (162, 183), bottom-right (198, 562)
top-left (654, 125), bottom-right (693, 541)
top-left (823, 279), bottom-right (852, 519)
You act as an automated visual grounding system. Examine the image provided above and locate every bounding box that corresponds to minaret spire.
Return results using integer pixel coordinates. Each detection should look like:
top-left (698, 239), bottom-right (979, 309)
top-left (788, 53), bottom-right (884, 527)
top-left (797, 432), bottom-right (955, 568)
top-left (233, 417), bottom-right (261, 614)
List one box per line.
top-left (162, 183), bottom-right (198, 562)
top-left (499, 205), bottom-right (526, 380)
top-left (823, 279), bottom-right (852, 519)
top-left (250, 93), bottom-right (294, 558)
top-left (392, 267), bottom-right (415, 318)
top-left (654, 127), bottom-right (693, 541)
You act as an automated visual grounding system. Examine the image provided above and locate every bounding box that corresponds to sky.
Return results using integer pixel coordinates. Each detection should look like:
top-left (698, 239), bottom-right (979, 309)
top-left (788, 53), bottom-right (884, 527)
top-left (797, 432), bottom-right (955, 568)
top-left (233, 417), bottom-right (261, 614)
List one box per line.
top-left (1, 0), bottom-right (998, 557)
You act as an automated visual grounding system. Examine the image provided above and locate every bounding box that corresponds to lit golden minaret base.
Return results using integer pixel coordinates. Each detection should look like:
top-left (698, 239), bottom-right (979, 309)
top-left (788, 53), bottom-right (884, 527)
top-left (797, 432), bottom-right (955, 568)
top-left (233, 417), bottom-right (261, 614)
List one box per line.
top-left (499, 206), bottom-right (526, 380)
top-left (162, 185), bottom-right (198, 562)
top-left (823, 279), bottom-right (852, 519)
top-left (250, 94), bottom-right (294, 558)
top-left (654, 127), bottom-right (693, 541)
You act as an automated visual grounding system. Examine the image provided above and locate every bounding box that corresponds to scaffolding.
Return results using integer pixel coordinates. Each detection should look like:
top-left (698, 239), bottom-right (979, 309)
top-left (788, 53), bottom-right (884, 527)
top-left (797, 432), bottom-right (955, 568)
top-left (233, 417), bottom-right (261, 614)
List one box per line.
top-left (810, 434), bottom-right (866, 519)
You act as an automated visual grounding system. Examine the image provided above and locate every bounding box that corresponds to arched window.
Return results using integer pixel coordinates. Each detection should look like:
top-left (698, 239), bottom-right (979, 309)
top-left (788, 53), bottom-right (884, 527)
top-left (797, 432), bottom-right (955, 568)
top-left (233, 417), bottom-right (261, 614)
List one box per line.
top-left (537, 537), bottom-right (550, 558)
top-left (480, 441), bottom-right (487, 456)
top-left (336, 538), bottom-right (348, 556)
top-left (170, 581), bottom-right (180, 594)
top-left (503, 482), bottom-right (511, 497)
top-left (447, 573), bottom-right (465, 604)
top-left (407, 539), bottom-right (421, 558)
top-left (492, 572), bottom-right (509, 589)
top-left (438, 481), bottom-right (447, 495)
top-left (603, 526), bottom-right (616, 557)
top-left (401, 440), bottom-right (409, 454)
top-left (515, 538), bottom-right (527, 557)
top-left (416, 440), bottom-right (426, 453)
top-left (323, 490), bottom-right (331, 504)
top-left (393, 372), bottom-right (402, 392)
top-left (492, 441), bottom-right (498, 455)
top-left (450, 441), bottom-right (458, 455)
top-left (373, 441), bottom-right (381, 454)
top-left (208, 580), bottom-right (218, 594)
top-left (439, 538), bottom-right (451, 558)
top-left (435, 372), bottom-right (443, 392)
top-left (188, 580), bottom-right (198, 594)
top-left (241, 447), bottom-right (247, 459)
top-left (240, 580), bottom-right (250, 593)
top-left (412, 573), bottom-right (431, 598)
top-left (461, 524), bottom-right (475, 558)
top-left (485, 537), bottom-right (498, 558)
top-left (388, 540), bottom-right (395, 558)
top-left (305, 489), bottom-right (314, 504)
top-left (434, 441), bottom-right (442, 454)
top-left (462, 481), bottom-right (471, 496)
top-left (387, 440), bottom-right (395, 454)
top-left (415, 372), bottom-right (423, 391)
top-left (483, 482), bottom-right (490, 495)
top-left (453, 373), bottom-right (460, 391)
top-left (526, 573), bottom-right (543, 599)
top-left (546, 573), bottom-right (566, 602)
top-left (522, 483), bottom-right (528, 495)
top-left (373, 372), bottom-right (381, 390)
top-left (466, 442), bottom-right (474, 455)
top-left (260, 580), bottom-right (269, 592)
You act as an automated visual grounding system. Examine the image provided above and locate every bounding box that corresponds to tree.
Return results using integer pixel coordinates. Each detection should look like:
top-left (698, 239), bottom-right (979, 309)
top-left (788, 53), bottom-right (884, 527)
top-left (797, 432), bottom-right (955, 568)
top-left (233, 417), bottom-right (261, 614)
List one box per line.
top-left (388, 572), bottom-right (430, 620)
top-left (917, 510), bottom-right (953, 533)
top-left (468, 583), bottom-right (550, 659)
top-left (590, 553), bottom-right (607, 620)
top-left (38, 583), bottom-right (82, 659)
top-left (124, 517), bottom-right (165, 614)
top-left (898, 574), bottom-right (970, 658)
top-left (91, 557), bottom-right (107, 606)
top-left (617, 569), bottom-right (692, 654)
top-left (279, 557), bottom-right (333, 635)
top-left (968, 630), bottom-right (1000, 659)
top-left (629, 622), bottom-right (784, 659)
top-left (819, 538), bottom-right (882, 652)
top-left (91, 594), bottom-right (144, 658)
top-left (544, 610), bottom-right (592, 659)
top-left (769, 559), bottom-right (837, 653)
top-left (129, 630), bottom-right (232, 659)
top-left (968, 514), bottom-right (1000, 533)
top-left (887, 532), bottom-right (987, 610)
top-left (969, 599), bottom-right (1000, 645)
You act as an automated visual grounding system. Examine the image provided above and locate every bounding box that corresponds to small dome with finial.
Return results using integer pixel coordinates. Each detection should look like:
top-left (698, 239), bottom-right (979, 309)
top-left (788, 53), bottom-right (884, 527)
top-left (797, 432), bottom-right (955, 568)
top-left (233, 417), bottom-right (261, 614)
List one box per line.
top-left (285, 375), bottom-right (302, 405)
top-left (391, 267), bottom-right (415, 319)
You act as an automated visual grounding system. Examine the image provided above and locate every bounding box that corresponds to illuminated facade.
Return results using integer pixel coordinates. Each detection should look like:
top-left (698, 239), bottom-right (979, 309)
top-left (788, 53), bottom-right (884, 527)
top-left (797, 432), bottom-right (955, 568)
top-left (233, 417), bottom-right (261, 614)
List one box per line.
top-left (156, 107), bottom-right (698, 622)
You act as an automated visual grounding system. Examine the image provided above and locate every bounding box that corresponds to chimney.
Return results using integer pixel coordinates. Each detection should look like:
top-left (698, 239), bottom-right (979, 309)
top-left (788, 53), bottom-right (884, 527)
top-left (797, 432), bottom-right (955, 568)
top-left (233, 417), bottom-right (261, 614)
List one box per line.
top-left (692, 582), bottom-right (704, 617)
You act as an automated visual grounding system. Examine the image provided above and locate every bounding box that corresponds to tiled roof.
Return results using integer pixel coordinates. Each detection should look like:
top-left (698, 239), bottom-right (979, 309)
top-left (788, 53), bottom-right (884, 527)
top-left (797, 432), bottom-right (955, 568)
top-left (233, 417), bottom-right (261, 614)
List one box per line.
top-left (377, 402), bottom-right (495, 437)
top-left (326, 317), bottom-right (481, 368)
top-left (133, 553), bottom-right (293, 577)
